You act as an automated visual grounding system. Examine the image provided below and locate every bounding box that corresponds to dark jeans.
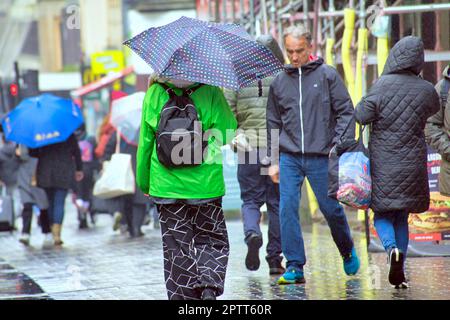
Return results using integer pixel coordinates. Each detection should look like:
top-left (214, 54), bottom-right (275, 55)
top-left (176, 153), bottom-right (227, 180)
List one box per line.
top-left (279, 153), bottom-right (354, 270)
top-left (237, 148), bottom-right (282, 264)
top-left (44, 188), bottom-right (68, 225)
top-left (21, 203), bottom-right (51, 234)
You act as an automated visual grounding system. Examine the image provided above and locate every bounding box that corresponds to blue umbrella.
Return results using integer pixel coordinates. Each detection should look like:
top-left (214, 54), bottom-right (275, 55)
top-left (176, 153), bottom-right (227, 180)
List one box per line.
top-left (2, 94), bottom-right (84, 148)
top-left (124, 16), bottom-right (284, 90)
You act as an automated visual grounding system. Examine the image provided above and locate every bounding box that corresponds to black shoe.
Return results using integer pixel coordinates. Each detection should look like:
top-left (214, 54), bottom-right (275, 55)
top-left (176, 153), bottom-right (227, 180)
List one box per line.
top-left (245, 233), bottom-right (263, 271)
top-left (79, 219), bottom-right (89, 230)
top-left (388, 248), bottom-right (405, 286)
top-left (130, 228), bottom-right (145, 238)
top-left (268, 260), bottom-right (286, 275)
top-left (89, 211), bottom-right (96, 225)
top-left (201, 288), bottom-right (216, 300)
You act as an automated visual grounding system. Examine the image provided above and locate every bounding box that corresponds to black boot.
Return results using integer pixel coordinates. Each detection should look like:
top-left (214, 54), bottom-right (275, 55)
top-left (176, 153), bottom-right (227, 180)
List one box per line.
top-left (388, 247), bottom-right (405, 287)
top-left (267, 259), bottom-right (286, 275)
top-left (201, 288), bottom-right (216, 300)
top-left (78, 210), bottom-right (89, 229)
top-left (245, 233), bottom-right (263, 271)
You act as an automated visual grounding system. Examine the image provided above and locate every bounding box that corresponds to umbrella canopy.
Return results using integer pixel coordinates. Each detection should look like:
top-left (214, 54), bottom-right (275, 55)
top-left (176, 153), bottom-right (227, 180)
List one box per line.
top-left (124, 16), bottom-right (284, 90)
top-left (110, 92), bottom-right (145, 146)
top-left (2, 94), bottom-right (84, 148)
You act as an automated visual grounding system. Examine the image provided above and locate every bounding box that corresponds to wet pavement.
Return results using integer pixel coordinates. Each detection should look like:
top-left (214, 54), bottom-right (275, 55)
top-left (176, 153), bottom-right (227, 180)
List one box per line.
top-left (1, 201), bottom-right (450, 300)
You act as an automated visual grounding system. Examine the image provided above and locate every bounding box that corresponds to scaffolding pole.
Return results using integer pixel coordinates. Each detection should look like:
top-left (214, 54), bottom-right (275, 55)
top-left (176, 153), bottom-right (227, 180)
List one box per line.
top-left (282, 2), bottom-right (450, 21)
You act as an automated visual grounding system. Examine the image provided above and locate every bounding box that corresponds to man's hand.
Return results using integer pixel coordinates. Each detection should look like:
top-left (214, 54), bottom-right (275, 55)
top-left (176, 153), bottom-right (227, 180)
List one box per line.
top-left (75, 171), bottom-right (84, 182)
top-left (268, 165), bottom-right (280, 184)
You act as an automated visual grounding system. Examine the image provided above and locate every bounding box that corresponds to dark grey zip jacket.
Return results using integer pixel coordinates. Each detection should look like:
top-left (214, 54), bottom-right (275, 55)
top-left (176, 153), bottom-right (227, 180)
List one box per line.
top-left (267, 57), bottom-right (355, 162)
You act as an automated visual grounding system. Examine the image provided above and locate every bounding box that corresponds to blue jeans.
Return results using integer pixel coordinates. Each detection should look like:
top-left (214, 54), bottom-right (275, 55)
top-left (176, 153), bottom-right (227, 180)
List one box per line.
top-left (237, 149), bottom-right (282, 263)
top-left (279, 153), bottom-right (354, 270)
top-left (45, 188), bottom-right (68, 225)
top-left (373, 211), bottom-right (409, 257)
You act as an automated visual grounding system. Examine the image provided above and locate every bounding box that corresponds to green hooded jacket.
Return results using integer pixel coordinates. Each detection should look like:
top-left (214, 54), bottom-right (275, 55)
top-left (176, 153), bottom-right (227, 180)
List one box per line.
top-left (136, 82), bottom-right (237, 199)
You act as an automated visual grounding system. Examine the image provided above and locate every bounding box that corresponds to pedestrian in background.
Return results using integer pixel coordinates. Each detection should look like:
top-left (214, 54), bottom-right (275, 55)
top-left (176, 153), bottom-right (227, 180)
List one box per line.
top-left (103, 128), bottom-right (147, 238)
top-left (426, 64), bottom-right (450, 197)
top-left (95, 92), bottom-right (129, 233)
top-left (224, 34), bottom-right (285, 275)
top-left (74, 125), bottom-right (99, 229)
top-left (137, 77), bottom-right (237, 300)
top-left (16, 144), bottom-right (52, 247)
top-left (30, 134), bottom-right (84, 246)
top-left (266, 24), bottom-right (360, 285)
top-left (0, 134), bottom-right (20, 197)
top-left (355, 36), bottom-right (440, 288)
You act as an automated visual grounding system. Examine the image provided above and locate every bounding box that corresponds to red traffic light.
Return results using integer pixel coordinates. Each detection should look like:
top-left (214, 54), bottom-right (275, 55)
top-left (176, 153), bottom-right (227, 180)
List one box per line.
top-left (9, 83), bottom-right (19, 97)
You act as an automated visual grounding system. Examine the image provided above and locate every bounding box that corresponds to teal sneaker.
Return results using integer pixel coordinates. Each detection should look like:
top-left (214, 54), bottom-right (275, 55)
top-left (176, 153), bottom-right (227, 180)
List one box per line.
top-left (277, 267), bottom-right (305, 285)
top-left (343, 247), bottom-right (360, 276)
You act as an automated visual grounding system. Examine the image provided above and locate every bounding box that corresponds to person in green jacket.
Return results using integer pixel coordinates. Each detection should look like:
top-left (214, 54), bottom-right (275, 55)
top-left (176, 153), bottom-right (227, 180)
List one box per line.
top-left (136, 76), bottom-right (237, 300)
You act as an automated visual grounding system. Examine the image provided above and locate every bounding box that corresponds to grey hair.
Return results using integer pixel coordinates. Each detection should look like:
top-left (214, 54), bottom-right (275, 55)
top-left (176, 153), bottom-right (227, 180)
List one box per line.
top-left (283, 25), bottom-right (312, 44)
top-left (148, 72), bottom-right (160, 88)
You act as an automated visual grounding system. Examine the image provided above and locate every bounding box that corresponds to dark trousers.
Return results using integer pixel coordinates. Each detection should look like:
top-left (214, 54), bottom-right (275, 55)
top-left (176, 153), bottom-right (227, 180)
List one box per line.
top-left (21, 203), bottom-right (51, 234)
top-left (120, 195), bottom-right (146, 236)
top-left (157, 201), bottom-right (229, 300)
top-left (237, 149), bottom-right (282, 264)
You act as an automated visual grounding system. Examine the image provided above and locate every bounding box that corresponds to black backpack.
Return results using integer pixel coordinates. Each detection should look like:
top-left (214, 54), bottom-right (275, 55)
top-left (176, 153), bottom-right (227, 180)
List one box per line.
top-left (156, 83), bottom-right (208, 168)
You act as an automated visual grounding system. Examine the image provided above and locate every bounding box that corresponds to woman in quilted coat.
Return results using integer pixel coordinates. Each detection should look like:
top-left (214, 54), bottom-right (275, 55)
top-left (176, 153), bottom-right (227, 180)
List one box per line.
top-left (355, 36), bottom-right (440, 288)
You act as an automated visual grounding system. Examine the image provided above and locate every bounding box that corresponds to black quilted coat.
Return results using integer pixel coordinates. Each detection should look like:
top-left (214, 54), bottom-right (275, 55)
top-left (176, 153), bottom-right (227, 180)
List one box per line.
top-left (355, 36), bottom-right (440, 213)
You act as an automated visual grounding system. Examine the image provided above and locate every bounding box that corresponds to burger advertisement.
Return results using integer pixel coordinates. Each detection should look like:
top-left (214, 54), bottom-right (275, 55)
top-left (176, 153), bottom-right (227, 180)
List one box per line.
top-left (407, 149), bottom-right (450, 241)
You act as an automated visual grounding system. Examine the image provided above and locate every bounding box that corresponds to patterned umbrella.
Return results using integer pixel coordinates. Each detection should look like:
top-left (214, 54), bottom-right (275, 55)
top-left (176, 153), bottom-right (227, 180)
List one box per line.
top-left (124, 16), bottom-right (284, 90)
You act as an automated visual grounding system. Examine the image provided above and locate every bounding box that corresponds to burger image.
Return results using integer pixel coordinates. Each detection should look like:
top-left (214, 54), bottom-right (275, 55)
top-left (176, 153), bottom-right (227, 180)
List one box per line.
top-left (408, 193), bottom-right (450, 232)
top-left (428, 192), bottom-right (450, 213)
top-left (409, 212), bottom-right (450, 232)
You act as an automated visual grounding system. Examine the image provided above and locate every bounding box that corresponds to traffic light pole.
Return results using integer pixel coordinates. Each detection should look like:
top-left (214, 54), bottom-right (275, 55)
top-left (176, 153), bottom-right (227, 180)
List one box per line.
top-left (14, 61), bottom-right (20, 101)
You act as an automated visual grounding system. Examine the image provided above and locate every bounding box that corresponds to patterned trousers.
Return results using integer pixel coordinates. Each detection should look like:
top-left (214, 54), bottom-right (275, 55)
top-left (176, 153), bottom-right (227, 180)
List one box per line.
top-left (157, 201), bottom-right (229, 300)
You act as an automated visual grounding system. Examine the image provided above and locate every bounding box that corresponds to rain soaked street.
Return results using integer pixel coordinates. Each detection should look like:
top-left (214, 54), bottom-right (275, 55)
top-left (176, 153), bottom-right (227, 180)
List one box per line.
top-left (1, 202), bottom-right (449, 300)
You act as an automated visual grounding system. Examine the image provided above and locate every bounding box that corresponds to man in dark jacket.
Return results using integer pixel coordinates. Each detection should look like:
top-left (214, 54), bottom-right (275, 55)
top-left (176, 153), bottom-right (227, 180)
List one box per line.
top-left (266, 24), bottom-right (359, 285)
top-left (30, 134), bottom-right (84, 246)
top-left (355, 36), bottom-right (440, 288)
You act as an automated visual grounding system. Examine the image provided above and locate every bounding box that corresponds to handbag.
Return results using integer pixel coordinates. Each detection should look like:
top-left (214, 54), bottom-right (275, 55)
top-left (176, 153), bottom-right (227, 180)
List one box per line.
top-left (93, 131), bottom-right (135, 199)
top-left (328, 121), bottom-right (372, 210)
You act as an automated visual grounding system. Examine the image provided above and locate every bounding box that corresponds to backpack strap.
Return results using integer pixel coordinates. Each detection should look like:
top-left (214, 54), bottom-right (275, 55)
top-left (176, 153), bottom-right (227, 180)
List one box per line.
top-left (440, 78), bottom-right (450, 110)
top-left (158, 82), bottom-right (176, 98)
top-left (183, 84), bottom-right (204, 97)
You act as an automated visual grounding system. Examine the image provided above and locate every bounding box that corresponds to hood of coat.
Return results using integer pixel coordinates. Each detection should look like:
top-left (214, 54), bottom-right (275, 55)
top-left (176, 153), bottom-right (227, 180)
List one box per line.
top-left (383, 36), bottom-right (424, 76)
top-left (443, 65), bottom-right (450, 80)
top-left (284, 56), bottom-right (324, 75)
top-left (256, 35), bottom-right (285, 64)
